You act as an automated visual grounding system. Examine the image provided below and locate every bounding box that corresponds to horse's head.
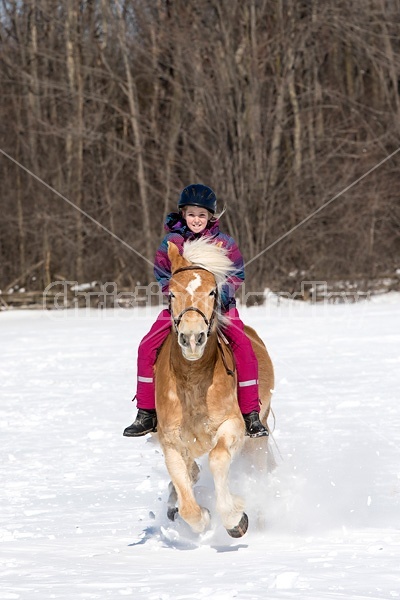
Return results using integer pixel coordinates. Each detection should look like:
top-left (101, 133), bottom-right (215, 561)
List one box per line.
top-left (168, 242), bottom-right (218, 360)
top-left (167, 239), bottom-right (234, 361)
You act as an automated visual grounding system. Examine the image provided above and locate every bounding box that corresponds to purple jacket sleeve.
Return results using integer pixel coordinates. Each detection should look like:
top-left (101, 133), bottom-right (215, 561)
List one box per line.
top-left (153, 234), bottom-right (182, 295)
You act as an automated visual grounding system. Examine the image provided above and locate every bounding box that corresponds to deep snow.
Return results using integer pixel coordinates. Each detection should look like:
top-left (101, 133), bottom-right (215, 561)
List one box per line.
top-left (1, 294), bottom-right (399, 599)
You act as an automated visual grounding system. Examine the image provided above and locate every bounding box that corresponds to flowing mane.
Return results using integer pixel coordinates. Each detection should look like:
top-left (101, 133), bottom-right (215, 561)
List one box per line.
top-left (182, 238), bottom-right (234, 286)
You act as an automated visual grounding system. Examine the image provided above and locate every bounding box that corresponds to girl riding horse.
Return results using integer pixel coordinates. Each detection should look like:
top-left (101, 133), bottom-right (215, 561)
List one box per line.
top-left (123, 184), bottom-right (267, 438)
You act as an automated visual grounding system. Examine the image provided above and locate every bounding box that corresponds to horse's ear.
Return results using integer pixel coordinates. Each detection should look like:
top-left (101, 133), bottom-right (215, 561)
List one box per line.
top-left (168, 241), bottom-right (187, 271)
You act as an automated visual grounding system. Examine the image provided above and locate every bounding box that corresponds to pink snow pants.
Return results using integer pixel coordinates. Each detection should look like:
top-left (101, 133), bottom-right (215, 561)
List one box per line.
top-left (135, 307), bottom-right (260, 414)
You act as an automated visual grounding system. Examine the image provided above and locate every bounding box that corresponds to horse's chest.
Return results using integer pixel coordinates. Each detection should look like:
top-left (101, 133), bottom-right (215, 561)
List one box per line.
top-left (179, 409), bottom-right (215, 455)
top-left (158, 367), bottom-right (235, 457)
top-left (177, 430), bottom-right (213, 458)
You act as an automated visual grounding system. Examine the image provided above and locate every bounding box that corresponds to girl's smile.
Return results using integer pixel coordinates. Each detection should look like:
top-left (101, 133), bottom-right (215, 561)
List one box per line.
top-left (183, 206), bottom-right (210, 233)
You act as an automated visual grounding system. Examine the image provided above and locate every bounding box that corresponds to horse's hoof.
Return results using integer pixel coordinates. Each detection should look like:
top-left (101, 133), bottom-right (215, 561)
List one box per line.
top-left (189, 507), bottom-right (211, 533)
top-left (167, 507), bottom-right (179, 521)
top-left (226, 512), bottom-right (249, 538)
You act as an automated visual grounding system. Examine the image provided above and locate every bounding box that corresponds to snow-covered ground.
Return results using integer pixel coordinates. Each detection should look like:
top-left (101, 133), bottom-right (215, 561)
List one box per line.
top-left (1, 294), bottom-right (399, 599)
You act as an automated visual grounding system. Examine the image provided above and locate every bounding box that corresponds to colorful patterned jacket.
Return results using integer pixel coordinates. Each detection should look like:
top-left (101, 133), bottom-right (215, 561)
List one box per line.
top-left (154, 212), bottom-right (244, 311)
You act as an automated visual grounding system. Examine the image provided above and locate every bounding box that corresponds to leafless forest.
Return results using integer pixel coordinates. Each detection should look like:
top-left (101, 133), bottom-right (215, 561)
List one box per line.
top-left (1, 0), bottom-right (400, 297)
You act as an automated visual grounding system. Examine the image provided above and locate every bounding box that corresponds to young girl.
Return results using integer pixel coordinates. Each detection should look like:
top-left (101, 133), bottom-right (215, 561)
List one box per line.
top-left (123, 184), bottom-right (267, 438)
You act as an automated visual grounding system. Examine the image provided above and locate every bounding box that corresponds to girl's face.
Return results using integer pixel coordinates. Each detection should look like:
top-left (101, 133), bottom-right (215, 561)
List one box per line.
top-left (183, 205), bottom-right (210, 234)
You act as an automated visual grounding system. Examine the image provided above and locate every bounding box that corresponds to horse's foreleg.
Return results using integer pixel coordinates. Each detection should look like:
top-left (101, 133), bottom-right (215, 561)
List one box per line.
top-left (167, 481), bottom-right (178, 521)
top-left (164, 447), bottom-right (210, 533)
top-left (167, 461), bottom-right (200, 522)
top-left (209, 419), bottom-right (247, 536)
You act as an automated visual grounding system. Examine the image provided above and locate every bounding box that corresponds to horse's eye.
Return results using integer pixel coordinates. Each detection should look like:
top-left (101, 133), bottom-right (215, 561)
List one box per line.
top-left (209, 290), bottom-right (217, 297)
top-left (169, 292), bottom-right (175, 299)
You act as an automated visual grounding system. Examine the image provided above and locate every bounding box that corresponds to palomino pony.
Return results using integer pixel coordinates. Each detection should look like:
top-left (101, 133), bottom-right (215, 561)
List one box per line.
top-left (155, 237), bottom-right (274, 537)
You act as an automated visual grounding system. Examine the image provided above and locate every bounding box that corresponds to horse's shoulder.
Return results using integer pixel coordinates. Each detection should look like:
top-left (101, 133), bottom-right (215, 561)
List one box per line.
top-left (155, 331), bottom-right (173, 364)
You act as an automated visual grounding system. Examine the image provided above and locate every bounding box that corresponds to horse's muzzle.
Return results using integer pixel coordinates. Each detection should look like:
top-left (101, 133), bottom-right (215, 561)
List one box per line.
top-left (178, 331), bottom-right (207, 360)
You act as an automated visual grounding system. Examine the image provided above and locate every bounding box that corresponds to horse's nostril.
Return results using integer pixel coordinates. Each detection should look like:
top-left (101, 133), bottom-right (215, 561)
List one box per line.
top-left (196, 332), bottom-right (205, 346)
top-left (179, 333), bottom-right (189, 347)
top-left (179, 332), bottom-right (205, 349)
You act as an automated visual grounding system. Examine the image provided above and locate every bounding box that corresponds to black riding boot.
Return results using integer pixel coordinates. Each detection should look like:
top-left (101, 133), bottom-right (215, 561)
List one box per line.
top-left (243, 411), bottom-right (269, 438)
top-left (123, 409), bottom-right (157, 437)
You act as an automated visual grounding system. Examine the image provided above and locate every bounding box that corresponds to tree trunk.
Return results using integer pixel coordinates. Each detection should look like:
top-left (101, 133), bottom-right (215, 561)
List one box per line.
top-left (115, 0), bottom-right (153, 281)
top-left (65, 1), bottom-right (84, 281)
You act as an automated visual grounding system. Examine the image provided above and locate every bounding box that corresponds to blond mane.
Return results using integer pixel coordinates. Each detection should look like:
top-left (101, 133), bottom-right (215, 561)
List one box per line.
top-left (182, 238), bottom-right (234, 286)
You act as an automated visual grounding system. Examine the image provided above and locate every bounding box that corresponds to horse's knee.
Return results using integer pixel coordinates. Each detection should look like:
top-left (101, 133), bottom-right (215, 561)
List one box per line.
top-left (216, 419), bottom-right (245, 450)
top-left (209, 428), bottom-right (242, 473)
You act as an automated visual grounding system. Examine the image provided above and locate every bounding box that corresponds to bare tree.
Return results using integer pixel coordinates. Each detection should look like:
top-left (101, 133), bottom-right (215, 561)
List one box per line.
top-left (1, 0), bottom-right (399, 296)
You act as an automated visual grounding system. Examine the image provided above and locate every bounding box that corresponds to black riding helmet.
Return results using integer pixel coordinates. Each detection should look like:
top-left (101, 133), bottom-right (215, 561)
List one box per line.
top-left (178, 184), bottom-right (217, 215)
